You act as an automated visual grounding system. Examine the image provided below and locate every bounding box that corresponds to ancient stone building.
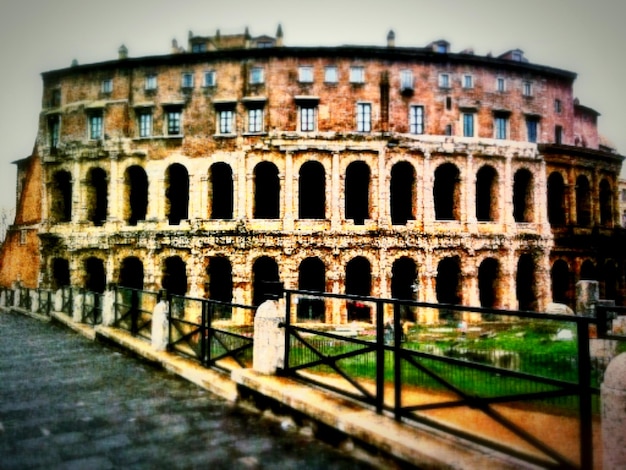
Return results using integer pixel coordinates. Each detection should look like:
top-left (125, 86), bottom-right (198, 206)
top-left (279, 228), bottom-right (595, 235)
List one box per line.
top-left (1, 26), bottom-right (624, 323)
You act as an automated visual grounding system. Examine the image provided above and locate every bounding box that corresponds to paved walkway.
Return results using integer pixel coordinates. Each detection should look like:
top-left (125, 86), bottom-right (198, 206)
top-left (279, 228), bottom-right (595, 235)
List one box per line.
top-left (0, 311), bottom-right (379, 470)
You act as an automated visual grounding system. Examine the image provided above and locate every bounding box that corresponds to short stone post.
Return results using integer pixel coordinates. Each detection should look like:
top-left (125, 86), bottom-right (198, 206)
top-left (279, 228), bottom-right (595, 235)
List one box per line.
top-left (13, 282), bottom-right (21, 309)
top-left (602, 353), bottom-right (626, 468)
top-left (54, 289), bottom-right (63, 312)
top-left (253, 299), bottom-right (286, 374)
top-left (30, 290), bottom-right (39, 315)
top-left (576, 280), bottom-right (598, 317)
top-left (101, 287), bottom-right (116, 326)
top-left (72, 288), bottom-right (83, 322)
top-left (151, 290), bottom-right (169, 351)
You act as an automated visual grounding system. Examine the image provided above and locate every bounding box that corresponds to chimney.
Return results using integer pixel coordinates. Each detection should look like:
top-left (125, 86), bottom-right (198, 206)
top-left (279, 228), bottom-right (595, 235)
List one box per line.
top-left (387, 30), bottom-right (395, 48)
top-left (244, 26), bottom-right (251, 48)
top-left (172, 38), bottom-right (179, 54)
top-left (276, 24), bottom-right (284, 47)
top-left (118, 44), bottom-right (128, 60)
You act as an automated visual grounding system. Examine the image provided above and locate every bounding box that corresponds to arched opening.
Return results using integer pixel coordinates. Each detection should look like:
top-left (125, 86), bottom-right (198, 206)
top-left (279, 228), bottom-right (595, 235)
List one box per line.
top-left (390, 162), bottom-right (416, 225)
top-left (84, 257), bottom-right (106, 293)
top-left (551, 259), bottom-right (570, 305)
top-left (576, 175), bottom-right (591, 227)
top-left (124, 165), bottom-right (148, 226)
top-left (51, 258), bottom-right (70, 289)
top-left (346, 256), bottom-right (372, 321)
top-left (513, 169), bottom-right (533, 223)
top-left (119, 257), bottom-right (144, 290)
top-left (345, 161), bottom-right (370, 225)
top-left (478, 258), bottom-right (500, 308)
top-left (391, 257), bottom-right (418, 321)
top-left (207, 256), bottom-right (233, 319)
top-left (86, 167), bottom-right (108, 226)
top-left (254, 162), bottom-right (280, 219)
top-left (252, 256), bottom-right (280, 306)
top-left (437, 256), bottom-right (461, 322)
top-left (297, 257), bottom-right (326, 321)
top-left (50, 171), bottom-right (72, 223)
top-left (601, 260), bottom-right (619, 302)
top-left (580, 260), bottom-right (596, 281)
top-left (599, 179), bottom-right (613, 226)
top-left (516, 254), bottom-right (537, 311)
top-left (476, 165), bottom-right (498, 222)
top-left (433, 163), bottom-right (460, 221)
top-left (547, 172), bottom-right (566, 226)
top-left (298, 161), bottom-right (325, 219)
top-left (165, 164), bottom-right (189, 225)
top-left (209, 163), bottom-right (233, 219)
top-left (162, 256), bottom-right (187, 296)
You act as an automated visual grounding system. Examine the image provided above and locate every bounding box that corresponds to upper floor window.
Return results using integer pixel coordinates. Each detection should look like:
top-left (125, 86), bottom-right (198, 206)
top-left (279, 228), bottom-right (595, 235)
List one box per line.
top-left (166, 109), bottom-right (182, 136)
top-left (526, 116), bottom-right (539, 143)
top-left (463, 75), bottom-right (473, 89)
top-left (324, 66), bottom-right (338, 83)
top-left (555, 125), bottom-right (563, 144)
top-left (50, 89), bottom-right (61, 107)
top-left (138, 110), bottom-right (152, 138)
top-left (409, 105), bottom-right (424, 134)
top-left (494, 114), bottom-right (508, 139)
top-left (89, 112), bottom-right (103, 140)
top-left (219, 109), bottom-right (234, 134)
top-left (555, 99), bottom-right (562, 113)
top-left (439, 73), bottom-right (450, 88)
top-left (496, 77), bottom-right (506, 92)
top-left (356, 103), bottom-right (371, 132)
top-left (463, 113), bottom-right (474, 137)
top-left (522, 81), bottom-right (532, 97)
top-left (349, 66), bottom-right (365, 84)
top-left (249, 67), bottom-right (264, 85)
top-left (300, 106), bottom-right (316, 132)
top-left (145, 74), bottom-right (157, 91)
top-left (400, 70), bottom-right (414, 90)
top-left (101, 79), bottom-right (113, 94)
top-left (445, 124), bottom-right (453, 136)
top-left (247, 108), bottom-right (263, 133)
top-left (203, 70), bottom-right (216, 87)
top-left (48, 115), bottom-right (60, 149)
top-left (298, 66), bottom-right (314, 83)
top-left (181, 72), bottom-right (194, 89)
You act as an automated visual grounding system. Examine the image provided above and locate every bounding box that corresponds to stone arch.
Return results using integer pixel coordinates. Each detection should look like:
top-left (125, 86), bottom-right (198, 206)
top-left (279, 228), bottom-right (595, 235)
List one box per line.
top-left (162, 256), bottom-right (187, 295)
top-left (475, 165), bottom-right (498, 222)
top-left (547, 171), bottom-right (566, 226)
top-left (84, 257), bottom-right (106, 293)
top-left (252, 256), bottom-right (280, 306)
top-left (50, 170), bottom-right (72, 223)
top-left (478, 257), bottom-right (500, 308)
top-left (433, 163), bottom-right (460, 221)
top-left (580, 259), bottom-right (596, 281)
top-left (513, 168), bottom-right (533, 223)
top-left (297, 257), bottom-right (326, 321)
top-left (345, 161), bottom-right (371, 225)
top-left (601, 259), bottom-right (619, 302)
top-left (346, 256), bottom-right (372, 322)
top-left (390, 161), bottom-right (416, 225)
top-left (123, 165), bottom-right (148, 226)
top-left (298, 161), bottom-right (325, 219)
top-left (51, 257), bottom-right (70, 290)
top-left (165, 163), bottom-right (189, 225)
top-left (119, 256), bottom-right (144, 290)
top-left (86, 167), bottom-right (108, 226)
top-left (551, 259), bottom-right (571, 305)
top-left (254, 162), bottom-right (280, 219)
top-left (516, 253), bottom-right (537, 311)
top-left (206, 256), bottom-right (233, 302)
top-left (437, 256), bottom-right (461, 322)
top-left (599, 178), bottom-right (613, 226)
top-left (391, 257), bottom-right (418, 321)
top-left (209, 162), bottom-right (233, 219)
top-left (576, 175), bottom-right (591, 227)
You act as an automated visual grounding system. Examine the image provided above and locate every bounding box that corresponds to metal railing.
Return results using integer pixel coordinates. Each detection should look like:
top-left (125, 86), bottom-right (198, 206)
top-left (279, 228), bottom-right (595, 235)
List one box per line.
top-left (81, 290), bottom-right (103, 326)
top-left (113, 287), bottom-right (157, 340)
top-left (280, 289), bottom-right (606, 470)
top-left (596, 304), bottom-right (626, 340)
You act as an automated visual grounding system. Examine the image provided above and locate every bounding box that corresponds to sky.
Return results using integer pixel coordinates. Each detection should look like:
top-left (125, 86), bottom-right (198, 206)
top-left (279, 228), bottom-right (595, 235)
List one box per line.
top-left (0, 0), bottom-right (625, 212)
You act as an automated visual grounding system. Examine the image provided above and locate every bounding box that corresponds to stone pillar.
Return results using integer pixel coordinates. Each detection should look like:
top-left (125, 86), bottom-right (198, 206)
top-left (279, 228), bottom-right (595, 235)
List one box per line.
top-left (101, 287), bottom-right (116, 326)
top-left (72, 289), bottom-right (83, 322)
top-left (54, 289), bottom-right (63, 312)
top-left (151, 293), bottom-right (169, 351)
top-left (331, 152), bottom-right (340, 229)
top-left (252, 299), bottom-right (285, 374)
top-left (576, 280), bottom-right (598, 317)
top-left (602, 353), bottom-right (626, 469)
top-left (284, 151), bottom-right (294, 230)
top-left (30, 290), bottom-right (39, 315)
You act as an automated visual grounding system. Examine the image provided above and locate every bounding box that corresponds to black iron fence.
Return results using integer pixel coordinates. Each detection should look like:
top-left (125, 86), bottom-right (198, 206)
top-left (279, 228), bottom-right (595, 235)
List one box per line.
top-left (113, 287), bottom-right (157, 339)
top-left (280, 289), bottom-right (610, 470)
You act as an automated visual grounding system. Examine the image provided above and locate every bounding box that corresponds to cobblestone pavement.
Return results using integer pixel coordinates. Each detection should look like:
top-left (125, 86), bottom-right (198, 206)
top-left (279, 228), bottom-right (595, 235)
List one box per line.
top-left (0, 312), bottom-right (379, 470)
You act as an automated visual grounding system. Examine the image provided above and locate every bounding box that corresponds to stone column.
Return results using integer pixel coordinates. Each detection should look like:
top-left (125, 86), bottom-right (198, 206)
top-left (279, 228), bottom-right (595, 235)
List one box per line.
top-left (252, 299), bottom-right (285, 374)
top-left (465, 153), bottom-right (477, 232)
top-left (602, 353), bottom-right (626, 469)
top-left (331, 152), bottom-right (340, 230)
top-left (421, 152), bottom-right (433, 231)
top-left (503, 154), bottom-right (514, 234)
top-left (284, 151), bottom-right (294, 230)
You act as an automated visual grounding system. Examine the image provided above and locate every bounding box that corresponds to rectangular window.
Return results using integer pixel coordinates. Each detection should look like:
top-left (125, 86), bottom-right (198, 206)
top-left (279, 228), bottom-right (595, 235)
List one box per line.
top-left (494, 115), bottom-right (508, 139)
top-left (409, 105), bottom-right (424, 134)
top-left (219, 109), bottom-right (234, 134)
top-left (526, 117), bottom-right (538, 143)
top-left (463, 75), bottom-right (473, 89)
top-left (555, 125), bottom-right (563, 144)
top-left (166, 110), bottom-right (181, 135)
top-left (439, 73), bottom-right (450, 88)
top-left (20, 229), bottom-right (26, 246)
top-left (300, 106), bottom-right (316, 132)
top-left (496, 77), bottom-right (505, 92)
top-left (445, 124), bottom-right (452, 136)
top-left (181, 72), bottom-right (194, 89)
top-left (89, 113), bottom-right (103, 140)
top-left (349, 66), bottom-right (365, 84)
top-left (324, 66), bottom-right (338, 83)
top-left (356, 103), bottom-right (371, 132)
top-left (138, 111), bottom-right (152, 138)
top-left (463, 113), bottom-right (474, 137)
top-left (298, 66), bottom-right (313, 83)
top-left (555, 99), bottom-right (562, 113)
top-left (400, 70), bottom-right (414, 90)
top-left (523, 81), bottom-right (532, 96)
top-left (101, 79), bottom-right (112, 94)
top-left (145, 74), bottom-right (157, 90)
top-left (203, 70), bottom-right (216, 87)
top-left (249, 67), bottom-right (264, 84)
top-left (50, 89), bottom-right (61, 107)
top-left (248, 108), bottom-right (263, 133)
top-left (48, 115), bottom-right (60, 148)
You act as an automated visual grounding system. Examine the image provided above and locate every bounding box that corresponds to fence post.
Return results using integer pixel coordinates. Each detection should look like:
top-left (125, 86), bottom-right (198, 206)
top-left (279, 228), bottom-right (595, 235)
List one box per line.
top-left (602, 352), bottom-right (626, 469)
top-left (253, 298), bottom-right (285, 374)
top-left (151, 290), bottom-right (169, 351)
top-left (72, 288), bottom-right (83, 322)
top-left (101, 285), bottom-right (116, 326)
top-left (30, 289), bottom-right (39, 315)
